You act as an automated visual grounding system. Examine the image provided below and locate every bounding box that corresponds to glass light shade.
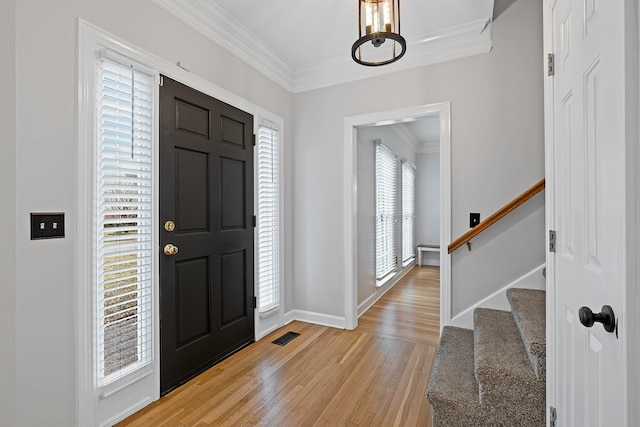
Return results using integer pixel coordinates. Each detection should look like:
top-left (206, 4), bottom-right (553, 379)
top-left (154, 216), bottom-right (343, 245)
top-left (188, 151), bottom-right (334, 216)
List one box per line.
top-left (352, 0), bottom-right (406, 66)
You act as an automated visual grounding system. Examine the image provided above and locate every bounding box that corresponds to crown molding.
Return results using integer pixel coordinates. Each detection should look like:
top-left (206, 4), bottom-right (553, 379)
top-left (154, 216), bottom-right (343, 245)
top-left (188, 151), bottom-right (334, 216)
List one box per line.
top-left (414, 17), bottom-right (490, 47)
top-left (150, 0), bottom-right (295, 91)
top-left (152, 0), bottom-right (492, 94)
top-left (390, 124), bottom-right (419, 153)
top-left (294, 19), bottom-right (492, 93)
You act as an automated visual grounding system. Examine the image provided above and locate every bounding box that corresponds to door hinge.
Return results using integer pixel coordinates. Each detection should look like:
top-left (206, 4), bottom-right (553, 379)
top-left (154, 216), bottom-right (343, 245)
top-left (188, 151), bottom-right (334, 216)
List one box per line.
top-left (549, 230), bottom-right (556, 252)
top-left (550, 406), bottom-right (557, 427)
top-left (547, 53), bottom-right (555, 76)
top-left (253, 134), bottom-right (256, 146)
top-left (253, 296), bottom-right (257, 309)
top-left (252, 215), bottom-right (256, 227)
top-left (159, 75), bottom-right (164, 87)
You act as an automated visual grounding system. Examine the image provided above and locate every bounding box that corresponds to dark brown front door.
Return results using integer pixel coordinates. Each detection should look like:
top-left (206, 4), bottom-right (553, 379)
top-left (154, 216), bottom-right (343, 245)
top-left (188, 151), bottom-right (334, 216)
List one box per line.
top-left (159, 76), bottom-right (254, 394)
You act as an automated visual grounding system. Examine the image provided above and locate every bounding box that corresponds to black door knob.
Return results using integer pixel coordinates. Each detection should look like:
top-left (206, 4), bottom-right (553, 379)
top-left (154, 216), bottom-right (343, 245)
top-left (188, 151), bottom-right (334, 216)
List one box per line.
top-left (579, 305), bottom-right (616, 333)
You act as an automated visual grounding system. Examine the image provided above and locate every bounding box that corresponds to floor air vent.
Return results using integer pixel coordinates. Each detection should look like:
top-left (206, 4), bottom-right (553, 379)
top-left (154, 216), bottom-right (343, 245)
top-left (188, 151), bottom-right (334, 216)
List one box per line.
top-left (272, 331), bottom-right (300, 346)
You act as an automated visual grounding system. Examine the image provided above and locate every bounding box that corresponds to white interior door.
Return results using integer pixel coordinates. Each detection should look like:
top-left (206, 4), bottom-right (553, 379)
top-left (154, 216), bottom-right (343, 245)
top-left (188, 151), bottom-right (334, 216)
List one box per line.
top-left (549, 0), bottom-right (626, 425)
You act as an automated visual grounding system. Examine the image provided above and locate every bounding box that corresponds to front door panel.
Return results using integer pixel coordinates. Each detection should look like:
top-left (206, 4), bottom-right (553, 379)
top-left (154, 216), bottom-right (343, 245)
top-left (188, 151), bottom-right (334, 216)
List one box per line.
top-left (159, 77), bottom-right (254, 394)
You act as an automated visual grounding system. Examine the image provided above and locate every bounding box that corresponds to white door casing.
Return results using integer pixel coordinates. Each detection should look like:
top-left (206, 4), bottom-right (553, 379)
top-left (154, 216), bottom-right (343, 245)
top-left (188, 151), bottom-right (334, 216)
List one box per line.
top-left (546, 0), bottom-right (628, 425)
top-left (343, 103), bottom-right (451, 331)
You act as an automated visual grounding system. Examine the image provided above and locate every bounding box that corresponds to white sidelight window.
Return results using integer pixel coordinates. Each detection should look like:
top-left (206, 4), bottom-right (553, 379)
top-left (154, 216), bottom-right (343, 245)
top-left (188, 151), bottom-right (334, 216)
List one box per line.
top-left (375, 142), bottom-right (397, 282)
top-left (95, 57), bottom-right (154, 385)
top-left (401, 160), bottom-right (416, 264)
top-left (256, 122), bottom-right (281, 315)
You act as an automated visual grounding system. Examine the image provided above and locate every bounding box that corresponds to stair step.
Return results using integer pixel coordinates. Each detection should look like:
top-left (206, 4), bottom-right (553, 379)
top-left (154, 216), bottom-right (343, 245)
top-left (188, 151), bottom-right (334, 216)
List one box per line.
top-left (426, 326), bottom-right (485, 426)
top-left (507, 288), bottom-right (546, 380)
top-left (474, 308), bottom-right (545, 425)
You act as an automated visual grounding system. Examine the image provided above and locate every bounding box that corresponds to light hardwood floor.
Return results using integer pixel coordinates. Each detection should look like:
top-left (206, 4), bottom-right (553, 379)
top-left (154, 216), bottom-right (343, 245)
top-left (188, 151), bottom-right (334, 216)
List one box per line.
top-left (118, 265), bottom-right (440, 426)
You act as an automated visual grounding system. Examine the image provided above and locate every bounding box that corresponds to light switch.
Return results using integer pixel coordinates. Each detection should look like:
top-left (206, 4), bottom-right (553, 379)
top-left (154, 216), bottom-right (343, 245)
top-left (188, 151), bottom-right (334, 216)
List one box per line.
top-left (470, 213), bottom-right (480, 228)
top-left (31, 213), bottom-right (65, 240)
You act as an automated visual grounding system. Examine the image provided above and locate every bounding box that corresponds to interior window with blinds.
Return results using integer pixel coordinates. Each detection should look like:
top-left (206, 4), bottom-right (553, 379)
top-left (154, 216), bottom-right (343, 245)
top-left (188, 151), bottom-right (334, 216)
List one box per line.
top-left (402, 161), bottom-right (416, 264)
top-left (375, 143), bottom-right (398, 282)
top-left (256, 123), bottom-right (280, 315)
top-left (96, 57), bottom-right (154, 384)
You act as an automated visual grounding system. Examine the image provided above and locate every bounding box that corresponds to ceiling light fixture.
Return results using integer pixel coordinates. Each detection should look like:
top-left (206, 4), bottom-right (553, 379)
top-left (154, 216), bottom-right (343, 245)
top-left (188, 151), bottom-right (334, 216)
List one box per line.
top-left (352, 0), bottom-right (407, 66)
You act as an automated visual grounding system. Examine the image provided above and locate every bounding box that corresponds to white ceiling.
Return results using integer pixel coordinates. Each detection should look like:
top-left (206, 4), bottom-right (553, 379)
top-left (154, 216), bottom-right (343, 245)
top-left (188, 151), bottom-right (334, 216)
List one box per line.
top-left (152, 0), bottom-right (495, 92)
top-left (211, 0), bottom-right (495, 68)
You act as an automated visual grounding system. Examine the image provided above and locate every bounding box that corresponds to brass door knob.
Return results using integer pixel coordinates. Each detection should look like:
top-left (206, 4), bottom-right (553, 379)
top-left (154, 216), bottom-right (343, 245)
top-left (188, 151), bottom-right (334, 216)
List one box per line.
top-left (164, 243), bottom-right (179, 256)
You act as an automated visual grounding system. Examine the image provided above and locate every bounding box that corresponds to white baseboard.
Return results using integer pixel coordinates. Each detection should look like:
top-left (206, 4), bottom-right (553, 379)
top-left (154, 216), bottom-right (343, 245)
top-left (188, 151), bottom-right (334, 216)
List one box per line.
top-left (284, 310), bottom-right (295, 325)
top-left (100, 397), bottom-right (153, 427)
top-left (283, 263), bottom-right (417, 329)
top-left (357, 264), bottom-right (414, 317)
top-left (255, 323), bottom-right (282, 341)
top-left (450, 264), bottom-right (546, 329)
top-left (284, 309), bottom-right (346, 329)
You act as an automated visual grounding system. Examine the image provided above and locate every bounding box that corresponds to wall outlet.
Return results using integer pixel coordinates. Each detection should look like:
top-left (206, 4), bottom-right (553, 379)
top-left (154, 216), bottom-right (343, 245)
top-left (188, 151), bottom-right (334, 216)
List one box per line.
top-left (31, 213), bottom-right (65, 240)
top-left (470, 213), bottom-right (480, 228)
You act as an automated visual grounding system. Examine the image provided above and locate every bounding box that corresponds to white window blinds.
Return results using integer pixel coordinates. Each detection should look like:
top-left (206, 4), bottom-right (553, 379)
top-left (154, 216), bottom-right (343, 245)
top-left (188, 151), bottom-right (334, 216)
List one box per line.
top-left (96, 57), bottom-right (154, 384)
top-left (256, 123), bottom-right (280, 315)
top-left (375, 143), bottom-right (397, 281)
top-left (402, 161), bottom-right (416, 263)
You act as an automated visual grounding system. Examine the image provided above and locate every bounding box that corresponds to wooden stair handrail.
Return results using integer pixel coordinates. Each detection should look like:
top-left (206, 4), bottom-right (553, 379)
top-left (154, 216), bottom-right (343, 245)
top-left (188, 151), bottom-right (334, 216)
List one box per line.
top-left (448, 179), bottom-right (546, 254)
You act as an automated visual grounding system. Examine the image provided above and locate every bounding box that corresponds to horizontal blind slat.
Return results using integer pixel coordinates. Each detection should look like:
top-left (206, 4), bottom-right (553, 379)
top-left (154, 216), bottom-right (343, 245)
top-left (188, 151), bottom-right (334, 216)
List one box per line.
top-left (96, 57), bottom-right (154, 384)
top-left (257, 124), bottom-right (280, 314)
top-left (402, 161), bottom-right (416, 262)
top-left (376, 143), bottom-right (397, 280)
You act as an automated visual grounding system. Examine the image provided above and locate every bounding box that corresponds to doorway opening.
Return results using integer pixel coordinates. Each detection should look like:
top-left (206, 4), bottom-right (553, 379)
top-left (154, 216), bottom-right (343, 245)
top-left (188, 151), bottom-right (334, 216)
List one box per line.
top-left (343, 103), bottom-right (451, 330)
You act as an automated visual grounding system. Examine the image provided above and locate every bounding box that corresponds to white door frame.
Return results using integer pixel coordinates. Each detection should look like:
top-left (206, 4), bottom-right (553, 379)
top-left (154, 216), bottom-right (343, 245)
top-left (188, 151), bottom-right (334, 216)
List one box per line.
top-left (624, 2), bottom-right (640, 422)
top-left (76, 20), bottom-right (285, 426)
top-left (542, 2), bottom-right (556, 421)
top-left (343, 102), bottom-right (451, 330)
top-left (543, 0), bottom-right (640, 423)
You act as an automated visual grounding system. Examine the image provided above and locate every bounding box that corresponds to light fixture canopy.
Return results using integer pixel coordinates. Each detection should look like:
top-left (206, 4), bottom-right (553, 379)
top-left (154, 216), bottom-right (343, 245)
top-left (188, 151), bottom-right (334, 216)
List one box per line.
top-left (352, 0), bottom-right (407, 66)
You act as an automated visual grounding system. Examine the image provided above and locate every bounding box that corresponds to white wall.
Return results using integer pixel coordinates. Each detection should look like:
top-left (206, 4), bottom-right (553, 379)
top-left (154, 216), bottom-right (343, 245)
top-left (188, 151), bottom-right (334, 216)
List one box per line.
top-left (356, 126), bottom-right (417, 306)
top-left (0, 1), bottom-right (16, 426)
top-left (416, 151), bottom-right (440, 265)
top-left (9, 0), bottom-right (544, 423)
top-left (452, 194), bottom-right (545, 314)
top-left (292, 0), bottom-right (544, 319)
top-left (14, 1), bottom-right (293, 425)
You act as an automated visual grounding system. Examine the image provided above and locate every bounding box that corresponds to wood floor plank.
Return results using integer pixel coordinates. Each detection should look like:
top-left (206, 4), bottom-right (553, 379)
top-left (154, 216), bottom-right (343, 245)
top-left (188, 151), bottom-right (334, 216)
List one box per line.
top-left (118, 266), bottom-right (440, 426)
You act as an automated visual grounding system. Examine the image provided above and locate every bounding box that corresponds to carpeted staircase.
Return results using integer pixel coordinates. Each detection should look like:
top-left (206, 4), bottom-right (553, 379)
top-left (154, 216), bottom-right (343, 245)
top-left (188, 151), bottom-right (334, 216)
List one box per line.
top-left (427, 288), bottom-right (546, 426)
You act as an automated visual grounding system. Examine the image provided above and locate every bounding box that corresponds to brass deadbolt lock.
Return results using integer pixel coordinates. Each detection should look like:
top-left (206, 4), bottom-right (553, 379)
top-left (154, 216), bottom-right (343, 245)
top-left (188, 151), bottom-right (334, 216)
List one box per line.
top-left (164, 220), bottom-right (175, 232)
